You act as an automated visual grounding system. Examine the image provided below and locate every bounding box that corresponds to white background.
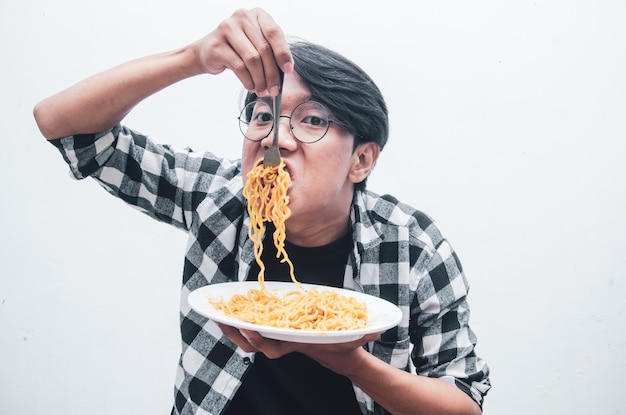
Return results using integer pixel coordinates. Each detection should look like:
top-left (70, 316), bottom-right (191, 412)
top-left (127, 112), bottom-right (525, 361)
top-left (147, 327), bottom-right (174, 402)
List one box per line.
top-left (1, 1), bottom-right (625, 414)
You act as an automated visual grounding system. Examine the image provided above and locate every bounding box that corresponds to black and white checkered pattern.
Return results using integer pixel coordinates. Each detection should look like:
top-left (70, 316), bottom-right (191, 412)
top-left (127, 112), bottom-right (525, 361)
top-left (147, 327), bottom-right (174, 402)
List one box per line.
top-left (52, 125), bottom-right (490, 414)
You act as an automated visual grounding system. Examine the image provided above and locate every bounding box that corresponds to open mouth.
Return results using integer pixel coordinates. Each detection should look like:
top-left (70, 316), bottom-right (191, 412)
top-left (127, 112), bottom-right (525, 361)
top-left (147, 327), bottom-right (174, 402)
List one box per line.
top-left (281, 161), bottom-right (294, 184)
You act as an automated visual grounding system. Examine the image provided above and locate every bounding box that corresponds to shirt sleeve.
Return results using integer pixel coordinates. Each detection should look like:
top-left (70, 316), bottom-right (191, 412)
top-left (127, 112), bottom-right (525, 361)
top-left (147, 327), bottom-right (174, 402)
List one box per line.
top-left (49, 124), bottom-right (242, 231)
top-left (410, 237), bottom-right (491, 409)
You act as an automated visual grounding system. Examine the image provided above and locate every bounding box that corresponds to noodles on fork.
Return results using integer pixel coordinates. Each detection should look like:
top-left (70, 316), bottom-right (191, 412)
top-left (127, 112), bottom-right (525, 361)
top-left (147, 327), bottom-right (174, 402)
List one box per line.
top-left (242, 157), bottom-right (295, 287)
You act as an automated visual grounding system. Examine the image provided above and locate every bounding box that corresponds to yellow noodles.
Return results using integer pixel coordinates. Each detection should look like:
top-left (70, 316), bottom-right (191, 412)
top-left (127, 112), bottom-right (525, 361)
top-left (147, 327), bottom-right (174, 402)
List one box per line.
top-left (210, 157), bottom-right (368, 331)
top-left (242, 158), bottom-right (296, 286)
top-left (211, 287), bottom-right (368, 331)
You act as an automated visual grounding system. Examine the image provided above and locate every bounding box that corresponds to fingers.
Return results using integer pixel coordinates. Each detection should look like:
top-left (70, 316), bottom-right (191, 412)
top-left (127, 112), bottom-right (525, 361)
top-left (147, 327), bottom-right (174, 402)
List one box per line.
top-left (240, 329), bottom-right (291, 359)
top-left (255, 10), bottom-right (294, 92)
top-left (217, 323), bottom-right (257, 353)
top-left (211, 8), bottom-right (293, 96)
top-left (217, 323), bottom-right (290, 357)
top-left (360, 331), bottom-right (385, 344)
top-left (218, 322), bottom-right (384, 367)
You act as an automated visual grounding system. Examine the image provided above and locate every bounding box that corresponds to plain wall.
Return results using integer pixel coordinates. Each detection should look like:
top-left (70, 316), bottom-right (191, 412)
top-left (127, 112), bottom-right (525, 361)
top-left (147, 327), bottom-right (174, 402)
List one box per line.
top-left (1, 0), bottom-right (625, 414)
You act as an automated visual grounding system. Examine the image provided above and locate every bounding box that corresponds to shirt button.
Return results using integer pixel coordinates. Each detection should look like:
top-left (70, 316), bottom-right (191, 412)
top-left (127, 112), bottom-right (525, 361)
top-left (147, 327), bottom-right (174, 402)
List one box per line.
top-left (243, 357), bottom-right (252, 365)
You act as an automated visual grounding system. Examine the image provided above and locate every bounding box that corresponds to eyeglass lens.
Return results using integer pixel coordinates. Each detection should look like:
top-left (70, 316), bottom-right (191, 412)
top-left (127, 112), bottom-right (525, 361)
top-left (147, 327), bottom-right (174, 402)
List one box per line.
top-left (238, 100), bottom-right (332, 143)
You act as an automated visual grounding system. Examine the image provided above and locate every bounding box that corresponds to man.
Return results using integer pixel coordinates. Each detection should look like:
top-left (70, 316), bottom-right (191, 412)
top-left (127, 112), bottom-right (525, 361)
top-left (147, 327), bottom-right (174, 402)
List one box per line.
top-left (34, 8), bottom-right (490, 415)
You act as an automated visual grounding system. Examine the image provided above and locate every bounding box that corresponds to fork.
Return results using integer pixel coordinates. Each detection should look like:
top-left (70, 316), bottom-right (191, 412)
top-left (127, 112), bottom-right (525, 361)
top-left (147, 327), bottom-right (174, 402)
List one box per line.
top-left (263, 71), bottom-right (285, 167)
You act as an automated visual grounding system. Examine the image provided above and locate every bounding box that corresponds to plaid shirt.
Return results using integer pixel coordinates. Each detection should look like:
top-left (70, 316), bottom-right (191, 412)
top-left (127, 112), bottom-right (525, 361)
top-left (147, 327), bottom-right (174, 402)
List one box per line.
top-left (51, 125), bottom-right (490, 414)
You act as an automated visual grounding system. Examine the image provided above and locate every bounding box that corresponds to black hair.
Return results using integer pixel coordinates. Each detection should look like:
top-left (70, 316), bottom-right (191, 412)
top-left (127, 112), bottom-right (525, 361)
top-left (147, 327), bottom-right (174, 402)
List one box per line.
top-left (243, 40), bottom-right (389, 190)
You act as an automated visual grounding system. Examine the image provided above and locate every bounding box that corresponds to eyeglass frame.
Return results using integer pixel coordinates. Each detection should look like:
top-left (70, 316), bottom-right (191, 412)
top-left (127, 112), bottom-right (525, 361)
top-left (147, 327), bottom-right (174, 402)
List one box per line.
top-left (237, 99), bottom-right (343, 144)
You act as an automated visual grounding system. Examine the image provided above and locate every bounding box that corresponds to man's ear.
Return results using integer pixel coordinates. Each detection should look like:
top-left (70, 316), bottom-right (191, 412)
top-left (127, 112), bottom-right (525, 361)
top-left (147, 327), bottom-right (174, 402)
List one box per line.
top-left (349, 142), bottom-right (380, 184)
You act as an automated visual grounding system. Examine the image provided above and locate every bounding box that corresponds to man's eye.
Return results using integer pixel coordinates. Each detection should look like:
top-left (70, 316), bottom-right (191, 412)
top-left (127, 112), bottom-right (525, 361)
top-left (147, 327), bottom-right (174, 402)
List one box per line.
top-left (302, 115), bottom-right (327, 127)
top-left (253, 112), bottom-right (273, 123)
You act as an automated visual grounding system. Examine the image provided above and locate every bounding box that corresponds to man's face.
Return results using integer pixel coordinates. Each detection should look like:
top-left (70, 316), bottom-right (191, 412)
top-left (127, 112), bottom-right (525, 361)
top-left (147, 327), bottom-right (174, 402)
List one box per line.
top-left (241, 72), bottom-right (359, 245)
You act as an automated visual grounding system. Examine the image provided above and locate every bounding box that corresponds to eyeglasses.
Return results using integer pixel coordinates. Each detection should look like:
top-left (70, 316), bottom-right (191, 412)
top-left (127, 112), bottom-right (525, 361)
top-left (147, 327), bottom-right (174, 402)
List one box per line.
top-left (238, 100), bottom-right (338, 144)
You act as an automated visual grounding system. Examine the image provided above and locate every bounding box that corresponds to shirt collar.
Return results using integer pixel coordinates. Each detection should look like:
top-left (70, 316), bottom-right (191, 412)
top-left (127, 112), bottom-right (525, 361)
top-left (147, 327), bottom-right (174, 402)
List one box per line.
top-left (350, 190), bottom-right (385, 254)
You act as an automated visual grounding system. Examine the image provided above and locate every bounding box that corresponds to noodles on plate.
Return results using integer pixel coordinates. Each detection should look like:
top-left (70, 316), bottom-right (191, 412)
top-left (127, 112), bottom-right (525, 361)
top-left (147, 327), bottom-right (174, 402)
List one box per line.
top-left (211, 287), bottom-right (368, 331)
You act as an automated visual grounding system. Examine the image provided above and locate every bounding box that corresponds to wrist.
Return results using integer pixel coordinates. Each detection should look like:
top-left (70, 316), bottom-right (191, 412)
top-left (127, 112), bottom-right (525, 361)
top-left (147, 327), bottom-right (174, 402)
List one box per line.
top-left (334, 347), bottom-right (373, 379)
top-left (175, 43), bottom-right (206, 78)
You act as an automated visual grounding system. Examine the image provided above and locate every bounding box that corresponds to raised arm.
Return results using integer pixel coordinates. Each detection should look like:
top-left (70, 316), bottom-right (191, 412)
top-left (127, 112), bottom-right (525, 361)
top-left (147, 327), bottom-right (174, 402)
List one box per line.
top-left (33, 8), bottom-right (294, 140)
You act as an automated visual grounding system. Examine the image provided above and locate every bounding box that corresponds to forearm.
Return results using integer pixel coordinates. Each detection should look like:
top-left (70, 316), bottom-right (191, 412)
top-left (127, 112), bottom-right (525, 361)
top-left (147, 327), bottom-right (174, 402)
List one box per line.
top-left (33, 46), bottom-right (203, 140)
top-left (34, 9), bottom-right (294, 140)
top-left (344, 349), bottom-right (481, 415)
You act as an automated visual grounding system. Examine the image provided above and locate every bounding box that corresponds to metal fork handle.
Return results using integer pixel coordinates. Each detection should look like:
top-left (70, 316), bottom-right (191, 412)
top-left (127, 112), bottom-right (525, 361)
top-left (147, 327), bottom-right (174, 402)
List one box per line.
top-left (263, 71), bottom-right (284, 167)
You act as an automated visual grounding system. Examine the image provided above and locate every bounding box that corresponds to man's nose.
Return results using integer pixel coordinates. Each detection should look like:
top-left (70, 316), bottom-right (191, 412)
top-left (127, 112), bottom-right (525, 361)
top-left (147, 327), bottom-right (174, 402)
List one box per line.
top-left (261, 116), bottom-right (295, 148)
top-left (277, 116), bottom-right (295, 139)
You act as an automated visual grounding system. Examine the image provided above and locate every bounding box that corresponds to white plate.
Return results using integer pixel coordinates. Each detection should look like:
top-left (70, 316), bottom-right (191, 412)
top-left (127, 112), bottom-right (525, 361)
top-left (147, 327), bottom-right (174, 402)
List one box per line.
top-left (187, 281), bottom-right (402, 344)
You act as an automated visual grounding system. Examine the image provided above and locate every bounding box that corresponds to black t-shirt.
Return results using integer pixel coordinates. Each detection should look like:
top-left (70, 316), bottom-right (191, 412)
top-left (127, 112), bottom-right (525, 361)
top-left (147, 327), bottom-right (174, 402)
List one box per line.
top-left (224, 224), bottom-right (362, 415)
